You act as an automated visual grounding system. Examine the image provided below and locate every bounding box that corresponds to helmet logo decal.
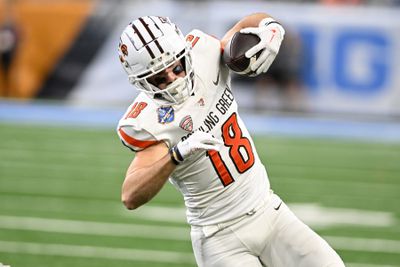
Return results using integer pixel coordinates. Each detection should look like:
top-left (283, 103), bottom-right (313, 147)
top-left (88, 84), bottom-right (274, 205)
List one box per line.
top-left (118, 41), bottom-right (128, 65)
top-left (120, 44), bottom-right (128, 56)
top-left (158, 106), bottom-right (175, 124)
top-left (179, 115), bottom-right (193, 132)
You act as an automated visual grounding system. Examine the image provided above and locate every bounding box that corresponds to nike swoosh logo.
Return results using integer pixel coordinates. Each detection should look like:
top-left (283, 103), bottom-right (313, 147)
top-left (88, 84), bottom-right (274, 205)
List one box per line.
top-left (274, 201), bottom-right (282, 210)
top-left (213, 71), bottom-right (220, 86)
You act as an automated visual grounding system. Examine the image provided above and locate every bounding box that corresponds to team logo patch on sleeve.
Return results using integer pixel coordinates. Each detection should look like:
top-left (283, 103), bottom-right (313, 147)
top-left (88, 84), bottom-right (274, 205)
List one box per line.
top-left (158, 106), bottom-right (175, 124)
top-left (179, 115), bottom-right (193, 132)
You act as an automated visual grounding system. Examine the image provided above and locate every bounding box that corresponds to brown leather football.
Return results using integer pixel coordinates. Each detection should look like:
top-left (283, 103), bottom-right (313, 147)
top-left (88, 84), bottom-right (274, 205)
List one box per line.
top-left (223, 32), bottom-right (261, 75)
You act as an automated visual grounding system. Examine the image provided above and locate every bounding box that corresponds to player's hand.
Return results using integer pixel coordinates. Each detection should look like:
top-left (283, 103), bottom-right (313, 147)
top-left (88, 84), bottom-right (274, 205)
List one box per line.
top-left (240, 18), bottom-right (285, 75)
top-left (170, 131), bottom-right (223, 164)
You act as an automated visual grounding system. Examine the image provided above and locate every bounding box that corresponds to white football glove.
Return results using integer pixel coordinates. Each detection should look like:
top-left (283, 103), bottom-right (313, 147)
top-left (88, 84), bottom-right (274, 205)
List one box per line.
top-left (240, 18), bottom-right (285, 76)
top-left (170, 131), bottom-right (223, 164)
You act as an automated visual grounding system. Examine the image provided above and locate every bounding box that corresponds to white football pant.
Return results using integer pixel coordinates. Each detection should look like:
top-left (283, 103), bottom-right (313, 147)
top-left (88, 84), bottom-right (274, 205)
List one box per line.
top-left (191, 193), bottom-right (345, 267)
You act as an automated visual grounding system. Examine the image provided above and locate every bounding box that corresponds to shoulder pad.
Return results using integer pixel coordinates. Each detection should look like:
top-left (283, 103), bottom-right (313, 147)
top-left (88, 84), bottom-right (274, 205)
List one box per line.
top-left (186, 29), bottom-right (222, 53)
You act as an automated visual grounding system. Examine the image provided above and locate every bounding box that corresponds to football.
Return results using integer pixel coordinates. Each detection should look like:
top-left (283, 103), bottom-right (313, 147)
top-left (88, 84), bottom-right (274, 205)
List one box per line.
top-left (223, 32), bottom-right (261, 76)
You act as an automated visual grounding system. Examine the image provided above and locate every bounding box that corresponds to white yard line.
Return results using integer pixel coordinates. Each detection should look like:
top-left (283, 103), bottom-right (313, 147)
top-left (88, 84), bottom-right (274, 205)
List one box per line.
top-left (289, 203), bottom-right (396, 229)
top-left (326, 236), bottom-right (400, 254)
top-left (1, 215), bottom-right (400, 254)
top-left (347, 264), bottom-right (400, 267)
top-left (129, 203), bottom-right (397, 230)
top-left (0, 240), bottom-right (398, 267)
top-left (0, 241), bottom-right (196, 265)
top-left (0, 215), bottom-right (190, 241)
top-left (126, 205), bottom-right (187, 223)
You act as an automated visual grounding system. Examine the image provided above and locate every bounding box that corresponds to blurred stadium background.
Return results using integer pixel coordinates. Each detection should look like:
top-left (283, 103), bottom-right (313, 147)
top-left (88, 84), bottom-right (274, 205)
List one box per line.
top-left (1, 0), bottom-right (400, 266)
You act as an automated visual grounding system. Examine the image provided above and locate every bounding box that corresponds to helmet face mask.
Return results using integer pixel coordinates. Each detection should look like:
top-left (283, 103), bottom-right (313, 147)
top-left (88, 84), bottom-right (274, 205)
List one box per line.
top-left (118, 16), bottom-right (195, 105)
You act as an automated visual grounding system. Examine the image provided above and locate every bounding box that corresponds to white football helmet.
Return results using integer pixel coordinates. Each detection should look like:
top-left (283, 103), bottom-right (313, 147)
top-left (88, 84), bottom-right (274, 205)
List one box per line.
top-left (118, 16), bottom-right (194, 105)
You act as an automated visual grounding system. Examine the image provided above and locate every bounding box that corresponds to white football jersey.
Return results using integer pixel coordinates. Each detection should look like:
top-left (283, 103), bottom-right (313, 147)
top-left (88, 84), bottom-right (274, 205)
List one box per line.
top-left (117, 29), bottom-right (271, 226)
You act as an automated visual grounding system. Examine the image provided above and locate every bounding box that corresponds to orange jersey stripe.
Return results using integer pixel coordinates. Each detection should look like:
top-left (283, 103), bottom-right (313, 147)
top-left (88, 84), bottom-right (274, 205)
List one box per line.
top-left (118, 128), bottom-right (158, 149)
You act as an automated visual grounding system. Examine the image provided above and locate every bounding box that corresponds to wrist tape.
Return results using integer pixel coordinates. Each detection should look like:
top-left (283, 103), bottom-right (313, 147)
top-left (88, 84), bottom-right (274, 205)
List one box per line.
top-left (259, 17), bottom-right (285, 37)
top-left (169, 145), bottom-right (184, 165)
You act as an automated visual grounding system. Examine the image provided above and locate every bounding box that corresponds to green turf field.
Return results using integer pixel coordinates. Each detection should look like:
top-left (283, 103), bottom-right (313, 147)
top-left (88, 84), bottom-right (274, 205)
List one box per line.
top-left (0, 122), bottom-right (399, 267)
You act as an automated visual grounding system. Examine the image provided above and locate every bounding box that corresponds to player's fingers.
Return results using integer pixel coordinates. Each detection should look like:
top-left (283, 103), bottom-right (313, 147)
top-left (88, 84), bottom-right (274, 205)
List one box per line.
top-left (204, 138), bottom-right (224, 146)
top-left (251, 50), bottom-right (269, 71)
top-left (197, 143), bottom-right (222, 151)
top-left (193, 131), bottom-right (223, 144)
top-left (257, 54), bottom-right (275, 75)
top-left (245, 44), bottom-right (264, 58)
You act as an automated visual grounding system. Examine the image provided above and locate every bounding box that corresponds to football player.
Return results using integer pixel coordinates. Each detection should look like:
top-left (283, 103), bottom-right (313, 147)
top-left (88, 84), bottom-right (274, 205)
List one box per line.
top-left (117, 13), bottom-right (345, 267)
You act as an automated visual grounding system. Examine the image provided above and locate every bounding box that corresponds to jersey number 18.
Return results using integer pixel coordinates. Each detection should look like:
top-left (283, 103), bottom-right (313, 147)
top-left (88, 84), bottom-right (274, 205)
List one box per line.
top-left (208, 113), bottom-right (255, 186)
